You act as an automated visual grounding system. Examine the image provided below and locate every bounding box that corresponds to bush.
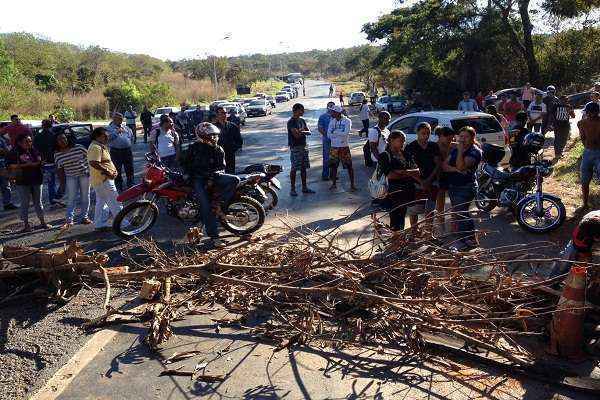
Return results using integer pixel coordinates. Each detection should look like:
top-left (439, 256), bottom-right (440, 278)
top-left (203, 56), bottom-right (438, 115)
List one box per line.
top-left (53, 105), bottom-right (75, 122)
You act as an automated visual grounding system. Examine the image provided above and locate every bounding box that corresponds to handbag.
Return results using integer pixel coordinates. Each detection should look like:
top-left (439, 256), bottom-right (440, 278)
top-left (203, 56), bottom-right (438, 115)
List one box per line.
top-left (368, 162), bottom-right (388, 199)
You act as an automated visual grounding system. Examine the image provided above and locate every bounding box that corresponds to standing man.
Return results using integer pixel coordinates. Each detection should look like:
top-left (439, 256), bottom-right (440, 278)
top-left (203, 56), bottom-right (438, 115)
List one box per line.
top-left (215, 106), bottom-right (243, 174)
top-left (458, 92), bottom-right (479, 112)
top-left (549, 95), bottom-right (575, 160)
top-left (317, 102), bottom-right (335, 181)
top-left (287, 103), bottom-right (315, 196)
top-left (542, 85), bottom-right (559, 134)
top-left (369, 84), bottom-right (377, 105)
top-left (503, 94), bottom-right (524, 127)
top-left (1, 114), bottom-right (32, 146)
top-left (140, 106), bottom-right (154, 143)
top-left (87, 127), bottom-right (121, 232)
top-left (0, 133), bottom-right (16, 210)
top-left (339, 91), bottom-right (345, 106)
top-left (327, 105), bottom-right (356, 191)
top-left (106, 112), bottom-right (134, 192)
top-left (329, 83), bottom-right (334, 98)
top-left (358, 98), bottom-right (371, 137)
top-left (368, 111), bottom-right (391, 165)
top-left (521, 82), bottom-right (535, 110)
top-left (33, 119), bottom-right (62, 206)
top-left (124, 106), bottom-right (138, 144)
top-left (582, 92), bottom-right (600, 119)
top-left (527, 93), bottom-right (546, 132)
top-left (579, 102), bottom-right (600, 208)
top-left (484, 90), bottom-right (497, 107)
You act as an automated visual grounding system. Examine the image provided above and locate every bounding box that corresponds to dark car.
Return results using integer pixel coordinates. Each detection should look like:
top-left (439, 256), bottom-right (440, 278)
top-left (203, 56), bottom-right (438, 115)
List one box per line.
top-left (567, 91), bottom-right (592, 108)
top-left (246, 99), bottom-right (272, 117)
top-left (32, 123), bottom-right (93, 148)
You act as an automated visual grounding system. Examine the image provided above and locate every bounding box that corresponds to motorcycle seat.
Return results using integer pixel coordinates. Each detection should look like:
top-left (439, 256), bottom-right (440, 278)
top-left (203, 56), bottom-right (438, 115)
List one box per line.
top-left (483, 164), bottom-right (510, 181)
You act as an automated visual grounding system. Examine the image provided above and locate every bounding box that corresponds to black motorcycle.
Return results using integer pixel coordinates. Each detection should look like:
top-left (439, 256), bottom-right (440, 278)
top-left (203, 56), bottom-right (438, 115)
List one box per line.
top-left (241, 164), bottom-right (282, 211)
top-left (475, 140), bottom-right (565, 233)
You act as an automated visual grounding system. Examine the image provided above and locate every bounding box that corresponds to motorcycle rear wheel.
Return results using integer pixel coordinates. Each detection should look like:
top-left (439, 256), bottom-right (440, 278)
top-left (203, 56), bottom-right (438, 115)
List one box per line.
top-left (516, 195), bottom-right (565, 233)
top-left (220, 196), bottom-right (265, 236)
top-left (113, 200), bottom-right (159, 239)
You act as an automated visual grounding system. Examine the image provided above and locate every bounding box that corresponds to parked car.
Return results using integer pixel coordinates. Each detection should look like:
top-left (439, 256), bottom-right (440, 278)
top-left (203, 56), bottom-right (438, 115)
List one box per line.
top-left (246, 99), bottom-right (273, 117)
top-left (255, 92), bottom-right (267, 99)
top-left (493, 87), bottom-right (545, 102)
top-left (349, 92), bottom-right (367, 106)
top-left (221, 102), bottom-right (247, 126)
top-left (282, 85), bottom-right (297, 98)
top-left (32, 123), bottom-right (94, 148)
top-left (209, 100), bottom-right (229, 112)
top-left (275, 92), bottom-right (291, 102)
top-left (388, 110), bottom-right (511, 162)
top-left (265, 95), bottom-right (276, 108)
top-left (153, 106), bottom-right (181, 124)
top-left (375, 95), bottom-right (408, 114)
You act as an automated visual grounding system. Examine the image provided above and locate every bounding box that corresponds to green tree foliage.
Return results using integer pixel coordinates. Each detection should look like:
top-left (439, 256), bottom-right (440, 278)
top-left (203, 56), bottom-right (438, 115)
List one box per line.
top-left (103, 80), bottom-right (174, 112)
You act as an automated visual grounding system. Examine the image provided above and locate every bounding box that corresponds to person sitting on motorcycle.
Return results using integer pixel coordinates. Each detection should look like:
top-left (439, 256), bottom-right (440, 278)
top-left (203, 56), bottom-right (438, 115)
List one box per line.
top-left (180, 122), bottom-right (240, 248)
top-left (509, 110), bottom-right (532, 170)
top-left (549, 210), bottom-right (600, 279)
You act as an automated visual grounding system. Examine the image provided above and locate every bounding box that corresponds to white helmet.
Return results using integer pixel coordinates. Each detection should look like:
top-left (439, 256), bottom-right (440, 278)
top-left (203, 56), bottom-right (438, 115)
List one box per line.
top-left (195, 122), bottom-right (220, 137)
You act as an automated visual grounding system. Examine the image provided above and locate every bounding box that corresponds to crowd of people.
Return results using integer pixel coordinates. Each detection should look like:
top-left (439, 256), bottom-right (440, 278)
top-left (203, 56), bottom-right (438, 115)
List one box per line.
top-left (0, 105), bottom-right (243, 236)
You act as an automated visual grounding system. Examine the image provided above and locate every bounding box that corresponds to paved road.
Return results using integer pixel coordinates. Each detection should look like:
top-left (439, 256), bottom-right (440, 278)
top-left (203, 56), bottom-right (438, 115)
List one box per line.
top-left (2, 80), bottom-right (596, 399)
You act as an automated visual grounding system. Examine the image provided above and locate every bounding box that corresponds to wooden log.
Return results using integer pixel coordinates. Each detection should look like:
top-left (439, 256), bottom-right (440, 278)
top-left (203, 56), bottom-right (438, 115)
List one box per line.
top-left (1, 242), bottom-right (90, 269)
top-left (0, 262), bottom-right (101, 279)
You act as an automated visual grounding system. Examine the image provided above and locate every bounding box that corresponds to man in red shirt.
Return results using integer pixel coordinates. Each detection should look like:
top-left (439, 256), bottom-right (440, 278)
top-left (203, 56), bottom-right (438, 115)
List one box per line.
top-left (1, 115), bottom-right (33, 146)
top-left (503, 94), bottom-right (524, 126)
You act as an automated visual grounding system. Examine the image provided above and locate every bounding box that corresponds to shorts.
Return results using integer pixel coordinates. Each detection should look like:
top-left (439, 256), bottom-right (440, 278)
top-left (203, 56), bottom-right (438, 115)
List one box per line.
top-left (290, 146), bottom-right (310, 171)
top-left (580, 148), bottom-right (600, 185)
top-left (329, 147), bottom-right (353, 169)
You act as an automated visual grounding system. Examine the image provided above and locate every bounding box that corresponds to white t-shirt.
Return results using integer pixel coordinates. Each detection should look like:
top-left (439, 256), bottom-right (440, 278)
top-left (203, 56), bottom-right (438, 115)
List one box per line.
top-left (327, 116), bottom-right (352, 148)
top-left (359, 104), bottom-right (370, 120)
top-left (527, 101), bottom-right (547, 122)
top-left (368, 126), bottom-right (390, 162)
top-left (150, 128), bottom-right (178, 158)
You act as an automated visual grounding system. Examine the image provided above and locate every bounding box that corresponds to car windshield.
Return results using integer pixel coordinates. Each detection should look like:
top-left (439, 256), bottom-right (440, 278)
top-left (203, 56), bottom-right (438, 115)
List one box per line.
top-left (155, 108), bottom-right (171, 114)
top-left (250, 100), bottom-right (266, 106)
top-left (389, 96), bottom-right (405, 102)
top-left (451, 116), bottom-right (502, 134)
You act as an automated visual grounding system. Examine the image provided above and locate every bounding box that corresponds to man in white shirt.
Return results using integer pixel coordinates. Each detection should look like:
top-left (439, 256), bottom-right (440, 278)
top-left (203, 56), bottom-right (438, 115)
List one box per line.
top-left (458, 92), bottom-right (479, 112)
top-left (368, 111), bottom-right (391, 164)
top-left (527, 93), bottom-right (547, 132)
top-left (358, 98), bottom-right (372, 137)
top-left (327, 105), bottom-right (356, 191)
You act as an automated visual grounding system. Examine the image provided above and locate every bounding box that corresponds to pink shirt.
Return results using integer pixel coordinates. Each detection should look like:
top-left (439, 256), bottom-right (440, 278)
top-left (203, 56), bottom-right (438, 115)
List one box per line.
top-left (522, 87), bottom-right (535, 102)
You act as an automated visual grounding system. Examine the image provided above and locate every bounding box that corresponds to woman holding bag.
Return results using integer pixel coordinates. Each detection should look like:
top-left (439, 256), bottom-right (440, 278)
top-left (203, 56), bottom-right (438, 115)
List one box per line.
top-left (377, 130), bottom-right (421, 231)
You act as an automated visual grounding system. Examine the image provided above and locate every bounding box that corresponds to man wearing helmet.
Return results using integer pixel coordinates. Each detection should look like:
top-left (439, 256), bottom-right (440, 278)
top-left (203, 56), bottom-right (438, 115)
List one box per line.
top-left (509, 111), bottom-right (533, 169)
top-left (180, 122), bottom-right (240, 247)
top-left (578, 101), bottom-right (600, 208)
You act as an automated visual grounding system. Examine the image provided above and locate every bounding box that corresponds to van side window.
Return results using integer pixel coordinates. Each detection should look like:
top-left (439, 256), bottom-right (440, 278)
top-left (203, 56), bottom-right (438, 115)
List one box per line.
top-left (389, 116), bottom-right (418, 135)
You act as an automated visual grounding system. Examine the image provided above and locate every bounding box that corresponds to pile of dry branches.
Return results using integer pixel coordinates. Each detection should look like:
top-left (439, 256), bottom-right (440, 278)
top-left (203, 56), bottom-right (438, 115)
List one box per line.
top-left (91, 217), bottom-right (577, 369)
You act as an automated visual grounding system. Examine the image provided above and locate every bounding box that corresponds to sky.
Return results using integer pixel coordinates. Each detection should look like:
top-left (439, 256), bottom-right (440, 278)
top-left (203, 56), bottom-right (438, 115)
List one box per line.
top-left (1, 0), bottom-right (398, 60)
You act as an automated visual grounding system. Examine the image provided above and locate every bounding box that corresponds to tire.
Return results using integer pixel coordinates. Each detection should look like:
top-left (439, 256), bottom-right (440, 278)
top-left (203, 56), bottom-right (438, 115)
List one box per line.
top-left (516, 195), bottom-right (566, 233)
top-left (220, 196), bottom-right (265, 236)
top-left (113, 200), bottom-right (159, 239)
top-left (263, 185), bottom-right (279, 210)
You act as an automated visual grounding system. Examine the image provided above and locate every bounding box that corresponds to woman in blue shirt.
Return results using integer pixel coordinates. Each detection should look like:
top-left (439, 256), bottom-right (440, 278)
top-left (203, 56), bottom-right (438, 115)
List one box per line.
top-left (443, 126), bottom-right (482, 249)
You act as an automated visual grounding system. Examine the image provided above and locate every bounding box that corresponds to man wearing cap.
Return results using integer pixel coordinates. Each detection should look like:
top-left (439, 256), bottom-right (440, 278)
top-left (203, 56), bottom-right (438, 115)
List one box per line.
top-left (549, 95), bottom-right (575, 159)
top-left (327, 105), bottom-right (356, 191)
top-left (578, 102), bottom-right (600, 208)
top-left (106, 112), bottom-right (135, 192)
top-left (542, 85), bottom-right (559, 134)
top-left (124, 105), bottom-right (138, 144)
top-left (317, 102), bottom-right (335, 181)
top-left (458, 92), bottom-right (479, 112)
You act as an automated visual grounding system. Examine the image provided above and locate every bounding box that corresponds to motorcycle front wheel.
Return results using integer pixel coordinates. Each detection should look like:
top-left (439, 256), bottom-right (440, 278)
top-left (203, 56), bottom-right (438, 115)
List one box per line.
top-left (113, 200), bottom-right (159, 239)
top-left (516, 195), bottom-right (566, 233)
top-left (220, 196), bottom-right (265, 236)
top-left (262, 185), bottom-right (279, 211)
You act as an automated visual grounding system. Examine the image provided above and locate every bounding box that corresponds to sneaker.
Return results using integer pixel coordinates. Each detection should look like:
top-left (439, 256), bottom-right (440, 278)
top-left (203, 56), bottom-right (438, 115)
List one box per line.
top-left (3, 203), bottom-right (17, 211)
top-left (208, 238), bottom-right (226, 248)
top-left (302, 188), bottom-right (316, 194)
top-left (290, 190), bottom-right (298, 197)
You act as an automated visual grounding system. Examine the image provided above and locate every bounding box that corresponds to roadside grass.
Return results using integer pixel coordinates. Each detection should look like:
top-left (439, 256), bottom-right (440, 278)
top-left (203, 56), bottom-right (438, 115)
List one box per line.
top-left (250, 79), bottom-right (285, 96)
top-left (547, 138), bottom-right (600, 211)
top-left (330, 77), bottom-right (365, 96)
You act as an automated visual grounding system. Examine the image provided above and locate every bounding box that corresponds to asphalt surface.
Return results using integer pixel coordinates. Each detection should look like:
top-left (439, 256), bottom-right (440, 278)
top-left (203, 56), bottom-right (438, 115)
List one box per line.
top-left (0, 80), bottom-right (597, 399)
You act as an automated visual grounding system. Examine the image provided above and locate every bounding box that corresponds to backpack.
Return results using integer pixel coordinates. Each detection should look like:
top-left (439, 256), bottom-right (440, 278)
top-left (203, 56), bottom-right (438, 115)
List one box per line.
top-left (363, 126), bottom-right (382, 167)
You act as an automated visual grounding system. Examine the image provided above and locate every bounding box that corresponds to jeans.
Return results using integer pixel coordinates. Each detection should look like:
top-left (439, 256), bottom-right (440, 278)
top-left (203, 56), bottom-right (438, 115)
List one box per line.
top-left (110, 147), bottom-right (134, 192)
top-left (142, 124), bottom-right (151, 143)
top-left (16, 184), bottom-right (44, 224)
top-left (223, 147), bottom-right (236, 174)
top-left (386, 182), bottom-right (415, 231)
top-left (580, 148), bottom-right (600, 185)
top-left (322, 137), bottom-right (331, 179)
top-left (193, 173), bottom-right (240, 238)
top-left (127, 124), bottom-right (137, 144)
top-left (448, 184), bottom-right (476, 241)
top-left (42, 164), bottom-right (59, 204)
top-left (93, 180), bottom-right (122, 228)
top-left (0, 174), bottom-right (11, 206)
top-left (553, 124), bottom-right (570, 158)
top-left (360, 119), bottom-right (369, 134)
top-left (65, 175), bottom-right (90, 223)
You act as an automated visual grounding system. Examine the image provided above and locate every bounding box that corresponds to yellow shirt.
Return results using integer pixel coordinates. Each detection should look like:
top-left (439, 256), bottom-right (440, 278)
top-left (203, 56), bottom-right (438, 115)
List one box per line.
top-left (87, 141), bottom-right (116, 187)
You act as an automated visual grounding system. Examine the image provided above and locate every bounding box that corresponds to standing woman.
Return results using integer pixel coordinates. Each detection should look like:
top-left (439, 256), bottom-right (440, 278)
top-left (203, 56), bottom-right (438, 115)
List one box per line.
top-left (6, 134), bottom-right (49, 232)
top-left (378, 130), bottom-right (421, 231)
top-left (443, 126), bottom-right (482, 249)
top-left (54, 133), bottom-right (91, 227)
top-left (486, 104), bottom-right (510, 139)
top-left (149, 114), bottom-right (180, 169)
top-left (433, 126), bottom-right (456, 229)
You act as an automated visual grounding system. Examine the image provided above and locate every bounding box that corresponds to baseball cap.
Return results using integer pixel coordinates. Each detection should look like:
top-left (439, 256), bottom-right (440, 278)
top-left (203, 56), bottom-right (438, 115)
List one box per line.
top-left (546, 85), bottom-right (556, 91)
top-left (331, 105), bottom-right (343, 113)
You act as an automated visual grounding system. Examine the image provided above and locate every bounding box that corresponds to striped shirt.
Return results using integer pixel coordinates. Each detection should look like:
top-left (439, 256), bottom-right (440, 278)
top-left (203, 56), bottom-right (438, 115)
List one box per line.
top-left (54, 145), bottom-right (89, 177)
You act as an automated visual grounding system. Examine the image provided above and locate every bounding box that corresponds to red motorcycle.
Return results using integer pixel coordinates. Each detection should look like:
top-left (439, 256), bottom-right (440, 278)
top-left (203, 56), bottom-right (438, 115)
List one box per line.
top-left (112, 153), bottom-right (266, 239)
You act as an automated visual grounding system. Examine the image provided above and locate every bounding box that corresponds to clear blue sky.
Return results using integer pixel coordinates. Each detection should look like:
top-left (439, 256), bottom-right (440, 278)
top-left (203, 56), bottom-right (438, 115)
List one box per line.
top-left (1, 0), bottom-right (397, 59)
